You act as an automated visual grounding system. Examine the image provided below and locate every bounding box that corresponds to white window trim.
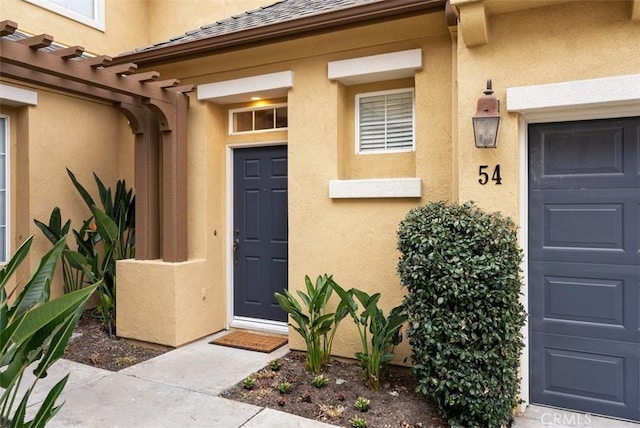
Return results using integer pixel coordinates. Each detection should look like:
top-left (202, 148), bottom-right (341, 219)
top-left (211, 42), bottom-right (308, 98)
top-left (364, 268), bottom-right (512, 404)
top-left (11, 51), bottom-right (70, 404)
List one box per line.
top-left (0, 115), bottom-right (10, 264)
top-left (328, 49), bottom-right (422, 86)
top-left (228, 103), bottom-right (288, 135)
top-left (356, 88), bottom-right (415, 155)
top-left (198, 71), bottom-right (293, 105)
top-left (329, 178), bottom-right (421, 198)
top-left (24, 0), bottom-right (105, 31)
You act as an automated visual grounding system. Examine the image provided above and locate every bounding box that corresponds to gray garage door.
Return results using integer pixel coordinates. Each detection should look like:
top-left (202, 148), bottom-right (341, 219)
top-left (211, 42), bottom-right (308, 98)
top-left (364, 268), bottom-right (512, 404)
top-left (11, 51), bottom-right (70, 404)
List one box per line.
top-left (529, 117), bottom-right (639, 422)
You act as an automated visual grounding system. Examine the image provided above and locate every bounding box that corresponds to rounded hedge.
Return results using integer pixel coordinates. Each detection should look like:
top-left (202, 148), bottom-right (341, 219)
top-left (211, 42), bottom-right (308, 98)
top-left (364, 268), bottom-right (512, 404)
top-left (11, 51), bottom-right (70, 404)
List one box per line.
top-left (397, 201), bottom-right (526, 427)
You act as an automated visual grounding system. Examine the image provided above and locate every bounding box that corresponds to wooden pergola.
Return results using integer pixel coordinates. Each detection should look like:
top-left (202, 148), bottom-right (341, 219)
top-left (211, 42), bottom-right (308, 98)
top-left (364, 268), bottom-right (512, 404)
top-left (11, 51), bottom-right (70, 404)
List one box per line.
top-left (0, 20), bottom-right (190, 262)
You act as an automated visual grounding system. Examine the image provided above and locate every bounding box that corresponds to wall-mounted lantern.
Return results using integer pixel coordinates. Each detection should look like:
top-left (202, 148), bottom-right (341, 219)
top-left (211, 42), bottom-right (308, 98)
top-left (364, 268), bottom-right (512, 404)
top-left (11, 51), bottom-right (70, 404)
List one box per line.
top-left (472, 79), bottom-right (500, 148)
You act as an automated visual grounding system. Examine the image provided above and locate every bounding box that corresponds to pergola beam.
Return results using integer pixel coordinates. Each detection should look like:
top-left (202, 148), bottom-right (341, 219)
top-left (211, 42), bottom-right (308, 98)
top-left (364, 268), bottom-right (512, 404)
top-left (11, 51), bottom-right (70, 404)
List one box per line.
top-left (51, 45), bottom-right (85, 59)
top-left (0, 38), bottom-right (191, 108)
top-left (0, 20), bottom-right (191, 263)
top-left (0, 62), bottom-right (140, 105)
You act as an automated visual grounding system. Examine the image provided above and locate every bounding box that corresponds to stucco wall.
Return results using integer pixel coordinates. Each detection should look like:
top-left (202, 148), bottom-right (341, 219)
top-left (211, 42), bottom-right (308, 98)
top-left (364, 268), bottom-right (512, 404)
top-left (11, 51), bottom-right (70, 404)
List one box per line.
top-left (2, 0), bottom-right (148, 56)
top-left (0, 87), bottom-right (125, 297)
top-left (455, 0), bottom-right (640, 221)
top-left (123, 12), bottom-right (453, 352)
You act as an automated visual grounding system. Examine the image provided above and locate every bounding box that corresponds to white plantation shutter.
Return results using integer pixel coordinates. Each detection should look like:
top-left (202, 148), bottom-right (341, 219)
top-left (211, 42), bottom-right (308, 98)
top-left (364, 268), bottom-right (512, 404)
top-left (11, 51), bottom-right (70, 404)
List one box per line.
top-left (357, 89), bottom-right (414, 153)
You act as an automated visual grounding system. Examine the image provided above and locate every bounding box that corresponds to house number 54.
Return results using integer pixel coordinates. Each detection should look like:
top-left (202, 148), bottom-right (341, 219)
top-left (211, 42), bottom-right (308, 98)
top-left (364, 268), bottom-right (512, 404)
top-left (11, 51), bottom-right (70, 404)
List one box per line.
top-left (478, 165), bottom-right (502, 185)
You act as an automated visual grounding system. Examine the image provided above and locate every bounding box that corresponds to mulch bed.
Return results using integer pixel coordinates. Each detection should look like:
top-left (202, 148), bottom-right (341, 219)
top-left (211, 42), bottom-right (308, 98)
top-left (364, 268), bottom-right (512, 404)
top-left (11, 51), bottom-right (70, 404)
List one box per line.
top-left (63, 311), bottom-right (169, 372)
top-left (222, 350), bottom-right (447, 428)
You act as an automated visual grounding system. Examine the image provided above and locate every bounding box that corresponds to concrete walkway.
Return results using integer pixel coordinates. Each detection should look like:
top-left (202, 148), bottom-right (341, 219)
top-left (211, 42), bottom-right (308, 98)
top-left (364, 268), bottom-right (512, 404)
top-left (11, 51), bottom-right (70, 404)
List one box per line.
top-left (17, 331), bottom-right (636, 427)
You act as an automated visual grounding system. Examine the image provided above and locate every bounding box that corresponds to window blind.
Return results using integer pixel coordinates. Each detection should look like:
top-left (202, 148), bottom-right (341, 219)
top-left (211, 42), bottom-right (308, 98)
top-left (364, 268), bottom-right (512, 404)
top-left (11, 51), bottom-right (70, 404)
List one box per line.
top-left (358, 90), bottom-right (414, 153)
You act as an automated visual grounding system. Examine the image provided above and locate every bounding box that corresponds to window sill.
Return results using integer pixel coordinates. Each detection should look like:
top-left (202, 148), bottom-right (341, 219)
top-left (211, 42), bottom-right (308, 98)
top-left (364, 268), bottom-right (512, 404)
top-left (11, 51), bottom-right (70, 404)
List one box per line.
top-left (329, 178), bottom-right (421, 199)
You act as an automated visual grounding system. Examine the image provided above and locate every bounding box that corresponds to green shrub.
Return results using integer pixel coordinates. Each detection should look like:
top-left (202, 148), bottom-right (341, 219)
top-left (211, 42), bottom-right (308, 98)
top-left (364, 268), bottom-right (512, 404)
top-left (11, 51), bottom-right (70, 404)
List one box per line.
top-left (397, 201), bottom-right (526, 427)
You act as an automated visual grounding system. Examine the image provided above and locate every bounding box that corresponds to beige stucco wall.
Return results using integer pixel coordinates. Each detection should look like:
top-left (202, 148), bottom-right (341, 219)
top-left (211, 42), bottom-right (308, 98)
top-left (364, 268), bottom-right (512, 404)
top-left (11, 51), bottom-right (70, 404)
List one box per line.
top-left (6, 0), bottom-right (637, 362)
top-left (455, 0), bottom-right (640, 221)
top-left (1, 0), bottom-right (148, 56)
top-left (117, 12), bottom-right (453, 351)
top-left (0, 85), bottom-right (125, 297)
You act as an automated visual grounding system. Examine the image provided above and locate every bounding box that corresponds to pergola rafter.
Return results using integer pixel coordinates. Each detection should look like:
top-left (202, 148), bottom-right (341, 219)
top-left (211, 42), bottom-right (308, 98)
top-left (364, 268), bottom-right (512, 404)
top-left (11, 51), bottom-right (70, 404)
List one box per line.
top-left (0, 20), bottom-right (191, 262)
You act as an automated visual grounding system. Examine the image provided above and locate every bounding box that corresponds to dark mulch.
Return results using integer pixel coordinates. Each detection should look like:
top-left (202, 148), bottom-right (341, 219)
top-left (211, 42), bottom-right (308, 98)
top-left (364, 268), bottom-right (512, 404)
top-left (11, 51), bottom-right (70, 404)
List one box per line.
top-left (222, 350), bottom-right (447, 428)
top-left (63, 311), bottom-right (169, 372)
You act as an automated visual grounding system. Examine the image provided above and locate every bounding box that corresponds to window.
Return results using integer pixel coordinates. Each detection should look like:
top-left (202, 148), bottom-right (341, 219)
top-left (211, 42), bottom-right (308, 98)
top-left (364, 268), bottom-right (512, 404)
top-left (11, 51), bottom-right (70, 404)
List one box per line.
top-left (25, 0), bottom-right (105, 31)
top-left (0, 116), bottom-right (9, 263)
top-left (230, 104), bottom-right (287, 134)
top-left (356, 89), bottom-right (415, 154)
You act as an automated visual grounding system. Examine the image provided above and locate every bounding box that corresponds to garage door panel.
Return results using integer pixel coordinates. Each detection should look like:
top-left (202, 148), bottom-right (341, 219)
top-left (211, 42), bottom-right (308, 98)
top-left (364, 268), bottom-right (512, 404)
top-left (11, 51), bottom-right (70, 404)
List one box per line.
top-left (529, 190), bottom-right (638, 265)
top-left (538, 125), bottom-right (624, 176)
top-left (530, 262), bottom-right (639, 342)
top-left (529, 117), bottom-right (640, 421)
top-left (530, 119), bottom-right (639, 190)
top-left (531, 333), bottom-right (638, 420)
top-left (543, 202), bottom-right (623, 250)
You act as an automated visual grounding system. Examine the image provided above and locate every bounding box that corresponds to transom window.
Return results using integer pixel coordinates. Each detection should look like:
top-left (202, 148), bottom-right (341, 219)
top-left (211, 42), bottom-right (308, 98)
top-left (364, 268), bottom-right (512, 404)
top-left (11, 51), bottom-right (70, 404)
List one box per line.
top-left (25, 0), bottom-right (105, 31)
top-left (230, 104), bottom-right (287, 134)
top-left (0, 116), bottom-right (9, 263)
top-left (356, 88), bottom-right (415, 154)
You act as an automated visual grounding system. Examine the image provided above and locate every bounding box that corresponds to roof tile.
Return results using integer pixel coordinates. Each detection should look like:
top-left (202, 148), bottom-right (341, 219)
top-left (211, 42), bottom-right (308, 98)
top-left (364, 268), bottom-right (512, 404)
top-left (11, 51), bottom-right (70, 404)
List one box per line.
top-left (126, 0), bottom-right (382, 54)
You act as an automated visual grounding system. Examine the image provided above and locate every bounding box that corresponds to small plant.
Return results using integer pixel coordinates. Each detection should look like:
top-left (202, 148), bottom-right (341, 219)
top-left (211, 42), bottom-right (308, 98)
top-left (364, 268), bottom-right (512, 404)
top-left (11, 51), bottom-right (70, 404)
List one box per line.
top-left (301, 390), bottom-right (312, 403)
top-left (277, 381), bottom-right (292, 394)
top-left (114, 356), bottom-right (137, 367)
top-left (354, 396), bottom-right (370, 412)
top-left (331, 284), bottom-right (407, 391)
top-left (350, 415), bottom-right (367, 428)
top-left (269, 359), bottom-right (281, 371)
top-left (243, 376), bottom-right (256, 390)
top-left (274, 274), bottom-right (348, 373)
top-left (319, 404), bottom-right (344, 419)
top-left (312, 374), bottom-right (328, 388)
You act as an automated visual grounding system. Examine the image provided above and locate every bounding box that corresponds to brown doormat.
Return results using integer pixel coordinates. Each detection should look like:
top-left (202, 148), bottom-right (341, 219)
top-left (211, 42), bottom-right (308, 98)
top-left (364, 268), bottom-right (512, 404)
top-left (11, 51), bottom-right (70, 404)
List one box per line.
top-left (210, 331), bottom-right (288, 353)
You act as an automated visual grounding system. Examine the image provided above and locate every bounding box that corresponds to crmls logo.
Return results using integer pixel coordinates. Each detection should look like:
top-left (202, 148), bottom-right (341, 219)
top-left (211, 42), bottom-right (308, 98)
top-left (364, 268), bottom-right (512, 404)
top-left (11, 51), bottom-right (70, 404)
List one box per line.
top-left (541, 412), bottom-right (592, 426)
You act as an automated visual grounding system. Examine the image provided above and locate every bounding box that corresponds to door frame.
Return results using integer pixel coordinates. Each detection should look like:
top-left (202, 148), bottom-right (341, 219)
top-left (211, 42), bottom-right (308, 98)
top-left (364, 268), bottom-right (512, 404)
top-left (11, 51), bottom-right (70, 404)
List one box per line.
top-left (507, 73), bottom-right (640, 414)
top-left (226, 140), bottom-right (289, 334)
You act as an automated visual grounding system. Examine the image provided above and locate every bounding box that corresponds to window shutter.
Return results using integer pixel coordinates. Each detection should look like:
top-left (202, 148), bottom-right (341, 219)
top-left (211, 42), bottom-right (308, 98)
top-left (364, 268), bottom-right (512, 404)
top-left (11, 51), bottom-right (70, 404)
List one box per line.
top-left (358, 90), bottom-right (414, 153)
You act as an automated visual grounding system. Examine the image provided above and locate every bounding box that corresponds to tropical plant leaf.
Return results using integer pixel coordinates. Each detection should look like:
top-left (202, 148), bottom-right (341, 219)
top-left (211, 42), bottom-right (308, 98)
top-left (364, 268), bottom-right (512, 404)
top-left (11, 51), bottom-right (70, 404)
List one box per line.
top-left (25, 375), bottom-right (69, 428)
top-left (91, 206), bottom-right (119, 243)
top-left (66, 168), bottom-right (95, 210)
top-left (11, 238), bottom-right (66, 319)
top-left (4, 285), bottom-right (97, 351)
top-left (34, 285), bottom-right (98, 378)
top-left (0, 237), bottom-right (32, 293)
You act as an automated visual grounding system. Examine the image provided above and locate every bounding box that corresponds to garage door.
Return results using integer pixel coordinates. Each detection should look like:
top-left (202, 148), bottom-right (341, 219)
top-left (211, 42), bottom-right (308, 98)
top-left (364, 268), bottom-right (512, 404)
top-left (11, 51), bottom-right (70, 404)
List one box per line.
top-left (528, 117), bottom-right (639, 421)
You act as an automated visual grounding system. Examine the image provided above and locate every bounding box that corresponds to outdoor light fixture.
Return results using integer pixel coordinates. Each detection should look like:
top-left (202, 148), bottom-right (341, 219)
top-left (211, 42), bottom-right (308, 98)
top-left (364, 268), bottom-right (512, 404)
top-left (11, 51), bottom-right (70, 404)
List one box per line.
top-left (472, 79), bottom-right (500, 148)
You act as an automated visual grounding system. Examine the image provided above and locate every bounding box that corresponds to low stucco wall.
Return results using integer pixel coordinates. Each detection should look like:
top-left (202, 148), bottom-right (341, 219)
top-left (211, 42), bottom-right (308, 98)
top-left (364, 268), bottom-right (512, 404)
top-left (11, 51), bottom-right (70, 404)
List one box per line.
top-left (116, 258), bottom-right (224, 347)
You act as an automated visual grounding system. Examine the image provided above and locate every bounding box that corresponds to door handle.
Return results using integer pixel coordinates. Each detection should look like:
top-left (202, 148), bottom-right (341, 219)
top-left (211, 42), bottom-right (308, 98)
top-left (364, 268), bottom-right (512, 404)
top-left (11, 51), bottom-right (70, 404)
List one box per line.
top-left (233, 238), bottom-right (240, 264)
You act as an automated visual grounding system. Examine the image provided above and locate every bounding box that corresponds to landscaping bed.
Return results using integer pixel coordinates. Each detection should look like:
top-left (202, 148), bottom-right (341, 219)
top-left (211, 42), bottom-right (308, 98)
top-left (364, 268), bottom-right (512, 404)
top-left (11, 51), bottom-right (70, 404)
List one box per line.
top-left (222, 350), bottom-right (447, 428)
top-left (64, 311), bottom-right (168, 372)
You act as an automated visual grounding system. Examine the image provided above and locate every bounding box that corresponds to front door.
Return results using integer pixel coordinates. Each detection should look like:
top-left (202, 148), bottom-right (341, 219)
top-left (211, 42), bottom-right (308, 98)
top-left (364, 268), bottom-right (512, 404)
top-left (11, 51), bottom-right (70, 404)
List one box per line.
top-left (528, 117), bottom-right (639, 421)
top-left (233, 145), bottom-right (288, 322)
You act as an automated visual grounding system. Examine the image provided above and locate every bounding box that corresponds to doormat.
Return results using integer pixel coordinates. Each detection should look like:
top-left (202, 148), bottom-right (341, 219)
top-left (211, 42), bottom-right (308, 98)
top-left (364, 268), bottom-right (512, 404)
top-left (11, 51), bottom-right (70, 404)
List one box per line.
top-left (210, 331), bottom-right (287, 353)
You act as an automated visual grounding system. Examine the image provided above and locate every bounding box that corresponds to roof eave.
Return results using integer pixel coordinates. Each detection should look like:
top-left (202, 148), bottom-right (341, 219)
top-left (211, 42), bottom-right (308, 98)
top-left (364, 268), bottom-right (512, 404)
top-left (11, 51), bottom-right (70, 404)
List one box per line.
top-left (114, 0), bottom-right (447, 67)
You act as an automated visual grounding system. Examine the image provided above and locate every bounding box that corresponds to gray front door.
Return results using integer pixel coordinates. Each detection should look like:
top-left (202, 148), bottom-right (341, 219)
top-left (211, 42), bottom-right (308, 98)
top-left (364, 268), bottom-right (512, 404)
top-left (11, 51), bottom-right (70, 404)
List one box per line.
top-left (233, 145), bottom-right (288, 322)
top-left (528, 117), bottom-right (639, 421)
